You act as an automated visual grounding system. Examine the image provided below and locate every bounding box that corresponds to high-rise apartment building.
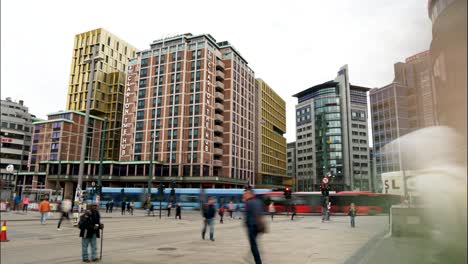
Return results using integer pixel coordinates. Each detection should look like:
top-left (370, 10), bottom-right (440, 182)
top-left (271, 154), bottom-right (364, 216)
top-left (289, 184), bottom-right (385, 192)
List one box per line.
top-left (293, 65), bottom-right (371, 191)
top-left (256, 79), bottom-right (287, 188)
top-left (0, 98), bottom-right (33, 198)
top-left (287, 142), bottom-right (297, 191)
top-left (27, 110), bottom-right (104, 197)
top-left (66, 28), bottom-right (137, 160)
top-left (119, 33), bottom-right (256, 188)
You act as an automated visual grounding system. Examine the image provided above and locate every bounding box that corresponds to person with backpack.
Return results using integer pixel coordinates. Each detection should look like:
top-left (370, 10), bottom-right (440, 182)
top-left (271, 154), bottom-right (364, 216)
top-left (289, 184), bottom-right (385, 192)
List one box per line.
top-left (218, 205), bottom-right (225, 224)
top-left (243, 188), bottom-right (265, 264)
top-left (57, 196), bottom-right (72, 230)
top-left (348, 203), bottom-right (357, 228)
top-left (79, 204), bottom-right (102, 262)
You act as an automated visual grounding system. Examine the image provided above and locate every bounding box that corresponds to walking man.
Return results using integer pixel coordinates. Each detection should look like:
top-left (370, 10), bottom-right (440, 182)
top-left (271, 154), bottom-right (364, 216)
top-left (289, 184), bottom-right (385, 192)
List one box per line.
top-left (149, 204), bottom-right (155, 216)
top-left (243, 188), bottom-right (264, 264)
top-left (268, 201), bottom-right (275, 221)
top-left (14, 195), bottom-right (20, 211)
top-left (175, 203), bottom-right (181, 220)
top-left (109, 200), bottom-right (114, 213)
top-left (291, 203), bottom-right (297, 221)
top-left (167, 202), bottom-right (172, 217)
top-left (57, 196), bottom-right (72, 230)
top-left (228, 201), bottom-right (234, 218)
top-left (105, 201), bottom-right (110, 213)
top-left (39, 197), bottom-right (50, 225)
top-left (348, 203), bottom-right (357, 228)
top-left (79, 204), bottom-right (102, 262)
top-left (22, 196), bottom-right (30, 212)
top-left (121, 200), bottom-right (126, 215)
top-left (201, 197), bottom-right (216, 241)
top-left (129, 201), bottom-right (134, 215)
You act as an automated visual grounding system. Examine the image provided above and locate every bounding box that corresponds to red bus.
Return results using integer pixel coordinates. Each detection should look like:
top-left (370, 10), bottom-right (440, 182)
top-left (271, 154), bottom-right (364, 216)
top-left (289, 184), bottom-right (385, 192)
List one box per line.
top-left (257, 191), bottom-right (401, 215)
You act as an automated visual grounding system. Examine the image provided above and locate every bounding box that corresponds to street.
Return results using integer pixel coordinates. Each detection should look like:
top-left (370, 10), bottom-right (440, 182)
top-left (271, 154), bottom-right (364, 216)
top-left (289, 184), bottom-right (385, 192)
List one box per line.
top-left (1, 211), bottom-right (387, 264)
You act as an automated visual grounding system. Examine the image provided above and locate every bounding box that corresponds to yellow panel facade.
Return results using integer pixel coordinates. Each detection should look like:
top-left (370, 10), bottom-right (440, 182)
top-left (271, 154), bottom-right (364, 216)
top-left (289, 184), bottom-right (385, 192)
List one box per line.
top-left (256, 79), bottom-right (289, 188)
top-left (66, 28), bottom-right (137, 160)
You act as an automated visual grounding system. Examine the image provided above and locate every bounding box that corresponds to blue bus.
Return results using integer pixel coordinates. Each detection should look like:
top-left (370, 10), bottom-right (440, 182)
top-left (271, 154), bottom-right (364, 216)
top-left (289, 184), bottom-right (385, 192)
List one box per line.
top-left (85, 187), bottom-right (271, 210)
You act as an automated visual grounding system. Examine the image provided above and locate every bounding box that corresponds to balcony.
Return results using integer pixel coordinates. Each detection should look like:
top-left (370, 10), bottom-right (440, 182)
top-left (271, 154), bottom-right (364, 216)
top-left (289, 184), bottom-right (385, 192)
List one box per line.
top-left (213, 160), bottom-right (223, 167)
top-left (215, 103), bottom-right (224, 111)
top-left (216, 71), bottom-right (225, 81)
top-left (214, 136), bottom-right (223, 144)
top-left (214, 148), bottom-right (223, 156)
top-left (215, 114), bottom-right (224, 122)
top-left (215, 81), bottom-right (224, 91)
top-left (214, 125), bottom-right (224, 133)
top-left (216, 60), bottom-right (225, 70)
top-left (215, 92), bottom-right (224, 101)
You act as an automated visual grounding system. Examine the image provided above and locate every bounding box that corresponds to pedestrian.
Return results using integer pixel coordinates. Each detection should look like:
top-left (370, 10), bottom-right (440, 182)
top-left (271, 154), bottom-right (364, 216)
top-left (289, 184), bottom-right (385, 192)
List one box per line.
top-left (268, 201), bottom-right (275, 221)
top-left (327, 201), bottom-right (331, 221)
top-left (109, 200), bottom-right (114, 213)
top-left (321, 199), bottom-right (328, 223)
top-left (39, 197), bottom-right (51, 225)
top-left (167, 202), bottom-right (172, 217)
top-left (14, 195), bottom-right (20, 211)
top-left (201, 197), bottom-right (216, 241)
top-left (149, 204), bottom-right (155, 217)
top-left (228, 201), bottom-right (234, 218)
top-left (105, 201), bottom-right (110, 213)
top-left (130, 201), bottom-right (134, 215)
top-left (219, 205), bottom-right (225, 224)
top-left (291, 203), bottom-right (297, 221)
top-left (57, 196), bottom-right (72, 230)
top-left (348, 203), bottom-right (357, 228)
top-left (126, 201), bottom-right (131, 214)
top-left (175, 203), bottom-right (181, 220)
top-left (79, 204), bottom-right (102, 262)
top-left (121, 200), bottom-right (126, 215)
top-left (22, 196), bottom-right (30, 212)
top-left (243, 188), bottom-right (264, 264)
top-left (235, 204), bottom-right (240, 219)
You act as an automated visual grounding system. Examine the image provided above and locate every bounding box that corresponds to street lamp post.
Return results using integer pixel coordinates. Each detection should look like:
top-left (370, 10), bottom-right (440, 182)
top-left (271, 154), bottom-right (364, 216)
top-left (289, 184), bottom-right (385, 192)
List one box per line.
top-left (76, 45), bottom-right (102, 203)
top-left (97, 119), bottom-right (107, 190)
top-left (147, 133), bottom-right (156, 198)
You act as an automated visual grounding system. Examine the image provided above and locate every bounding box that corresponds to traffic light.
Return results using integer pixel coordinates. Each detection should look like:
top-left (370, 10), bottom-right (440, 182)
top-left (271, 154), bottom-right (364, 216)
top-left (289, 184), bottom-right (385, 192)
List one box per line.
top-left (158, 183), bottom-right (165, 199)
top-left (96, 186), bottom-right (102, 196)
top-left (170, 188), bottom-right (175, 199)
top-left (284, 187), bottom-right (292, 199)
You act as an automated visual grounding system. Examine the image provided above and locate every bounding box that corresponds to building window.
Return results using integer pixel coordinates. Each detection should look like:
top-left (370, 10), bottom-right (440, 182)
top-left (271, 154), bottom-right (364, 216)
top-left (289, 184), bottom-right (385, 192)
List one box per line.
top-left (137, 111), bottom-right (144, 120)
top-left (136, 122), bottom-right (144, 131)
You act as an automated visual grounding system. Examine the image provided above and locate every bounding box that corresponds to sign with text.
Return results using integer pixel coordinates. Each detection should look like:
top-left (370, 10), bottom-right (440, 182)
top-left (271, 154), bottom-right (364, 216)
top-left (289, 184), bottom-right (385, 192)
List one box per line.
top-left (120, 63), bottom-right (139, 160)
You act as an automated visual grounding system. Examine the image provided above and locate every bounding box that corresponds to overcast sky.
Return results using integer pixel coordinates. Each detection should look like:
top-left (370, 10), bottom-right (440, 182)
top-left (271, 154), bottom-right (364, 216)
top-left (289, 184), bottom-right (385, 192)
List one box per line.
top-left (1, 0), bottom-right (432, 142)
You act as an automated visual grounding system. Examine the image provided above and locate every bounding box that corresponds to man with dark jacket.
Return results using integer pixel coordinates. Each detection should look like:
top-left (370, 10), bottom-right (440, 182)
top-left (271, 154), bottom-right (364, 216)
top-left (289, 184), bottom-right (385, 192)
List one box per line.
top-left (201, 197), bottom-right (216, 241)
top-left (243, 188), bottom-right (263, 264)
top-left (79, 204), bottom-right (102, 262)
top-left (121, 200), bottom-right (126, 215)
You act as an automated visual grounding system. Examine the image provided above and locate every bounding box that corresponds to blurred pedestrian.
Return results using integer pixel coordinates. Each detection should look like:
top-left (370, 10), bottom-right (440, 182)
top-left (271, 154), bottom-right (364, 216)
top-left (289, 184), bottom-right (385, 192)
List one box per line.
top-left (175, 203), bottom-right (181, 220)
top-left (22, 196), bottom-right (30, 212)
top-left (228, 201), bottom-right (234, 218)
top-left (109, 200), bottom-right (114, 213)
top-left (39, 197), bottom-right (51, 225)
top-left (105, 201), bottom-right (110, 213)
top-left (129, 201), bottom-right (134, 215)
top-left (321, 199), bottom-right (328, 223)
top-left (202, 197), bottom-right (216, 241)
top-left (291, 203), bottom-right (297, 221)
top-left (326, 200), bottom-right (331, 221)
top-left (268, 201), bottom-right (275, 221)
top-left (149, 204), bottom-right (155, 217)
top-left (348, 203), bottom-right (356, 228)
top-left (57, 196), bottom-right (72, 230)
top-left (121, 200), bottom-right (126, 215)
top-left (243, 188), bottom-right (264, 264)
top-left (126, 202), bottom-right (131, 214)
top-left (14, 195), bottom-right (20, 211)
top-left (167, 202), bottom-right (172, 217)
top-left (219, 205), bottom-right (225, 224)
top-left (235, 204), bottom-right (240, 219)
top-left (79, 204), bottom-right (102, 262)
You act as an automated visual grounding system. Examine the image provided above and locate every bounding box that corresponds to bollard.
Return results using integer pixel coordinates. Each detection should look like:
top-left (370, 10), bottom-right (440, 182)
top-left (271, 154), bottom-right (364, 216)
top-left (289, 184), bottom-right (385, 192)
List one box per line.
top-left (0, 221), bottom-right (9, 242)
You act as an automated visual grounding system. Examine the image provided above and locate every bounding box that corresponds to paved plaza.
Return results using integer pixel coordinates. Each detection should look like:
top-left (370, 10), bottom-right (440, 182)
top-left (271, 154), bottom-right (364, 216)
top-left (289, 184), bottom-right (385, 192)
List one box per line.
top-left (1, 210), bottom-right (388, 264)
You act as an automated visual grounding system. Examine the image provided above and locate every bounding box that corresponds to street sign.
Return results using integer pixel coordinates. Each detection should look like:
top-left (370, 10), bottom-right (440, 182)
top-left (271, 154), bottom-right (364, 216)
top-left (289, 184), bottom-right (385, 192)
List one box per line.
top-left (322, 177), bottom-right (329, 184)
top-left (6, 164), bottom-right (14, 173)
